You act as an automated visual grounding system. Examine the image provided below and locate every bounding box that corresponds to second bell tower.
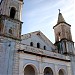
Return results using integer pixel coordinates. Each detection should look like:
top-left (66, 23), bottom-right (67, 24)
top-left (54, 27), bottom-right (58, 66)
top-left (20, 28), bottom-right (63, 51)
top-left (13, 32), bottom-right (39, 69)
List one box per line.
top-left (53, 10), bottom-right (74, 54)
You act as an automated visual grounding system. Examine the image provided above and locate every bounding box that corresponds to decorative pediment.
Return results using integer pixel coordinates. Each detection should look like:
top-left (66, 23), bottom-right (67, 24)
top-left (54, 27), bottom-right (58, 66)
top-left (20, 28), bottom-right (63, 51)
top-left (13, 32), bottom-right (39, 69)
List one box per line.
top-left (21, 31), bottom-right (56, 51)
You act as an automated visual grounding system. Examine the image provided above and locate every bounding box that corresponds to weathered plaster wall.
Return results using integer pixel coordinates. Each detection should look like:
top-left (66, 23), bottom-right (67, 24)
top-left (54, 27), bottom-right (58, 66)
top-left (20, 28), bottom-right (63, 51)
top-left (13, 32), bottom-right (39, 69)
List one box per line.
top-left (19, 53), bottom-right (72, 75)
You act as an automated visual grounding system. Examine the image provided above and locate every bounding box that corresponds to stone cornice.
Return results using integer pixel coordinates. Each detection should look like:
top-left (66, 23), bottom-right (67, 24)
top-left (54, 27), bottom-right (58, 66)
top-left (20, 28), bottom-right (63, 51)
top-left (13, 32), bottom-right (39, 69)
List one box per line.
top-left (0, 34), bottom-right (21, 41)
top-left (0, 15), bottom-right (23, 24)
top-left (16, 43), bottom-right (70, 62)
top-left (54, 38), bottom-right (74, 44)
top-left (53, 22), bottom-right (71, 29)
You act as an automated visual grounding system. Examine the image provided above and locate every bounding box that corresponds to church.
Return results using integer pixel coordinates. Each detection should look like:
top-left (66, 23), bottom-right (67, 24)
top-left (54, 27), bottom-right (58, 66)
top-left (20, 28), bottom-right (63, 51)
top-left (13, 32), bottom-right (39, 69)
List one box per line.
top-left (0, 0), bottom-right (75, 75)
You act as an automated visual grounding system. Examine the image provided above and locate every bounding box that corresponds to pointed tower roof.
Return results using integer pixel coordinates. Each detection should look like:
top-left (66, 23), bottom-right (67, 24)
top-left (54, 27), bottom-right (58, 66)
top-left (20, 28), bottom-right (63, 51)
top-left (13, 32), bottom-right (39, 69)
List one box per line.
top-left (57, 9), bottom-right (66, 24)
top-left (53, 9), bottom-right (71, 29)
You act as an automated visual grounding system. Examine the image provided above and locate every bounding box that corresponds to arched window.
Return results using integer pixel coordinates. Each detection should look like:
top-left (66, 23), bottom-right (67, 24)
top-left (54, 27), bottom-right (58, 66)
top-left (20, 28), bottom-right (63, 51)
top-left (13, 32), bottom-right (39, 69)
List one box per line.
top-left (9, 28), bottom-right (12, 34)
top-left (10, 7), bottom-right (16, 19)
top-left (30, 42), bottom-right (33, 46)
top-left (44, 46), bottom-right (46, 50)
top-left (58, 32), bottom-right (61, 41)
top-left (37, 43), bottom-right (40, 48)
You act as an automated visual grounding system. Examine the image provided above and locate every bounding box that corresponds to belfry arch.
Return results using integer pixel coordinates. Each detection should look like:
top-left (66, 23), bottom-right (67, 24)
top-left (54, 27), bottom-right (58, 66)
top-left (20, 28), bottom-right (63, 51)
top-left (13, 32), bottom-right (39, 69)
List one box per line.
top-left (44, 67), bottom-right (53, 75)
top-left (24, 64), bottom-right (38, 75)
top-left (10, 7), bottom-right (16, 19)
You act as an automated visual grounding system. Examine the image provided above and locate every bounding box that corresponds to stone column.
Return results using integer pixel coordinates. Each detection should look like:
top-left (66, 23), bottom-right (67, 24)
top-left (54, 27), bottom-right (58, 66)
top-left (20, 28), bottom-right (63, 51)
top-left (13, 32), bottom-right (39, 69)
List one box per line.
top-left (37, 56), bottom-right (43, 75)
top-left (55, 64), bottom-right (58, 75)
top-left (67, 66), bottom-right (72, 75)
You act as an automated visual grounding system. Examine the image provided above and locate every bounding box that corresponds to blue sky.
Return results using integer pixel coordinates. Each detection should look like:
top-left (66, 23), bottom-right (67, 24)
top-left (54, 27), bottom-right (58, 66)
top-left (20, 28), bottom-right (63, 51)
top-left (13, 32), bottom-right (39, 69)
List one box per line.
top-left (22, 0), bottom-right (75, 43)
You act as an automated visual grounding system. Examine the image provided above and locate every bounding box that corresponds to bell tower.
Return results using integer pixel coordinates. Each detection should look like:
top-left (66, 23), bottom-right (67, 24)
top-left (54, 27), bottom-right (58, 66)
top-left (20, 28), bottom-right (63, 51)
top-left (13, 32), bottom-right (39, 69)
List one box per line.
top-left (53, 10), bottom-right (74, 54)
top-left (0, 0), bottom-right (23, 75)
top-left (0, 0), bottom-right (23, 39)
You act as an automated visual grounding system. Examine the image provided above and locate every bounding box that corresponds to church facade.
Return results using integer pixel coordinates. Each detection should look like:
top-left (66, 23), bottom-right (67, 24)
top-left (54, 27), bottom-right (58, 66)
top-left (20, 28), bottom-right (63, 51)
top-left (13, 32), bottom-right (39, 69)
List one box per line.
top-left (0, 0), bottom-right (75, 75)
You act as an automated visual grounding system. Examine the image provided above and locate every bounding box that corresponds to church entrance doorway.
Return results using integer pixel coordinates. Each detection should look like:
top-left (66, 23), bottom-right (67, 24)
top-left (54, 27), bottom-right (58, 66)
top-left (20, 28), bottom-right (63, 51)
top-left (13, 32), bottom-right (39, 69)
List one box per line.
top-left (59, 69), bottom-right (65, 75)
top-left (44, 67), bottom-right (53, 75)
top-left (24, 65), bottom-right (35, 75)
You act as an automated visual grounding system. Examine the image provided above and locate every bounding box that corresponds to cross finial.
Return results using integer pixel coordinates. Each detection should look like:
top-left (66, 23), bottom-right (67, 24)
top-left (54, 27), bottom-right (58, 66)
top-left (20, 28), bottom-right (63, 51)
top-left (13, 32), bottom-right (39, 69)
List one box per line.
top-left (58, 9), bottom-right (60, 13)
